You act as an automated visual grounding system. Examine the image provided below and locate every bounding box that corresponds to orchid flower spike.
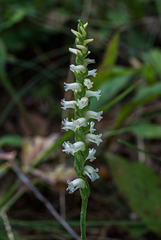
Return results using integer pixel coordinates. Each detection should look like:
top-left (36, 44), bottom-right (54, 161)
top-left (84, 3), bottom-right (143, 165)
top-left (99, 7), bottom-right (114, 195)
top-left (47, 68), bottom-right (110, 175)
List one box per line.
top-left (61, 20), bottom-right (103, 203)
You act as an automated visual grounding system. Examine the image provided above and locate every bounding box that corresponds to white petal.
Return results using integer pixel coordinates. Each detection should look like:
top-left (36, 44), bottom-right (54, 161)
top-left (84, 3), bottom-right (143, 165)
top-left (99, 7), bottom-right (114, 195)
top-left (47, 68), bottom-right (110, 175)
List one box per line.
top-left (86, 148), bottom-right (96, 162)
top-left (85, 110), bottom-right (103, 122)
top-left (74, 117), bottom-right (87, 129)
top-left (66, 178), bottom-right (86, 193)
top-left (72, 141), bottom-right (85, 154)
top-left (61, 99), bottom-right (77, 110)
top-left (89, 121), bottom-right (96, 133)
top-left (84, 79), bottom-right (93, 89)
top-left (85, 133), bottom-right (103, 146)
top-left (85, 90), bottom-right (101, 101)
top-left (88, 69), bottom-right (97, 77)
top-left (64, 82), bottom-right (82, 92)
top-left (77, 97), bottom-right (89, 109)
top-left (62, 141), bottom-right (85, 155)
top-left (69, 48), bottom-right (81, 55)
top-left (62, 118), bottom-right (75, 131)
top-left (84, 58), bottom-right (95, 66)
top-left (62, 141), bottom-right (73, 154)
top-left (70, 64), bottom-right (86, 73)
top-left (83, 165), bottom-right (99, 182)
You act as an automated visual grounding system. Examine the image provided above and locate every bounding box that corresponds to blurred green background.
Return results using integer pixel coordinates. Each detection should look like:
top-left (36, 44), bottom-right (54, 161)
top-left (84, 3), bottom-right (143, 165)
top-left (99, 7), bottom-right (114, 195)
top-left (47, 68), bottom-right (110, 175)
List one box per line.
top-left (1, 0), bottom-right (161, 239)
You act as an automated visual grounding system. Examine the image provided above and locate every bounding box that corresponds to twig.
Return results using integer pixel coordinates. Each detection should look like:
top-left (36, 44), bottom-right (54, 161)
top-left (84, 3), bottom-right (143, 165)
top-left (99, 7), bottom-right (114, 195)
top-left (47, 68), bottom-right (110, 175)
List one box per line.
top-left (12, 164), bottom-right (81, 240)
top-left (0, 151), bottom-right (16, 162)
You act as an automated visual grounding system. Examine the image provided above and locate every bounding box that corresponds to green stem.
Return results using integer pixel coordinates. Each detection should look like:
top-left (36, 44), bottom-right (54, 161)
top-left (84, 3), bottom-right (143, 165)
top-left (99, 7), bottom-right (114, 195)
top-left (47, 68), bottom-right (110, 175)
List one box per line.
top-left (80, 195), bottom-right (88, 240)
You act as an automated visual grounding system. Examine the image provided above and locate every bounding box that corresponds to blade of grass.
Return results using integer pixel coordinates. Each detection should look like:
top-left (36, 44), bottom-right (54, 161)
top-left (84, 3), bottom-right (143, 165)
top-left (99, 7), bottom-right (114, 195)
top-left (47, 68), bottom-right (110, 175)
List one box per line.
top-left (99, 82), bottom-right (137, 112)
top-left (12, 164), bottom-right (80, 240)
top-left (0, 186), bottom-right (27, 214)
top-left (118, 139), bottom-right (161, 162)
top-left (0, 52), bottom-right (67, 126)
top-left (1, 212), bottom-right (15, 240)
top-left (0, 180), bottom-right (21, 209)
top-left (0, 75), bottom-right (44, 127)
top-left (7, 219), bottom-right (161, 228)
top-left (0, 70), bottom-right (36, 134)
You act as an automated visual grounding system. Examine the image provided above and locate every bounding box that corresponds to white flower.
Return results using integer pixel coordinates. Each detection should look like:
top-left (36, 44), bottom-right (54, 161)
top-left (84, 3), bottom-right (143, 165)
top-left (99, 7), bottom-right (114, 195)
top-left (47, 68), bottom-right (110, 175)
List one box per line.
top-left (64, 82), bottom-right (82, 92)
top-left (61, 99), bottom-right (77, 110)
top-left (83, 39), bottom-right (94, 45)
top-left (83, 165), bottom-right (99, 182)
top-left (62, 141), bottom-right (73, 154)
top-left (74, 117), bottom-right (87, 129)
top-left (86, 148), bottom-right (96, 162)
top-left (71, 29), bottom-right (82, 38)
top-left (85, 133), bottom-right (103, 146)
top-left (84, 58), bottom-right (95, 66)
top-left (85, 110), bottom-right (103, 122)
top-left (62, 118), bottom-right (87, 132)
top-left (69, 48), bottom-right (81, 55)
top-left (85, 90), bottom-right (101, 101)
top-left (62, 118), bottom-right (75, 131)
top-left (76, 45), bottom-right (88, 54)
top-left (70, 64), bottom-right (86, 73)
top-left (89, 121), bottom-right (96, 133)
top-left (77, 97), bottom-right (88, 109)
top-left (66, 178), bottom-right (86, 193)
top-left (62, 141), bottom-right (85, 155)
top-left (72, 141), bottom-right (85, 154)
top-left (88, 69), bottom-right (97, 77)
top-left (84, 79), bottom-right (93, 89)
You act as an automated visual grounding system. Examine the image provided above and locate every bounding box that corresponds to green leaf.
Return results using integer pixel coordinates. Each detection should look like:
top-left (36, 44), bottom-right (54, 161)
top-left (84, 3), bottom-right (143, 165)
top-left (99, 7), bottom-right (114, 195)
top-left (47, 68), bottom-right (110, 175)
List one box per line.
top-left (140, 64), bottom-right (156, 84)
top-left (143, 48), bottom-right (161, 76)
top-left (131, 123), bottom-right (161, 139)
top-left (118, 138), bottom-right (161, 162)
top-left (129, 225), bottom-right (148, 238)
top-left (155, 0), bottom-right (161, 16)
top-left (94, 34), bottom-right (119, 89)
top-left (100, 82), bottom-right (137, 113)
top-left (106, 153), bottom-right (161, 234)
top-left (100, 34), bottom-right (119, 69)
top-left (134, 81), bottom-right (161, 101)
top-left (0, 135), bottom-right (22, 147)
top-left (90, 68), bottom-right (135, 110)
top-left (0, 39), bottom-right (7, 68)
top-left (0, 8), bottom-right (26, 32)
top-left (113, 83), bottom-right (161, 130)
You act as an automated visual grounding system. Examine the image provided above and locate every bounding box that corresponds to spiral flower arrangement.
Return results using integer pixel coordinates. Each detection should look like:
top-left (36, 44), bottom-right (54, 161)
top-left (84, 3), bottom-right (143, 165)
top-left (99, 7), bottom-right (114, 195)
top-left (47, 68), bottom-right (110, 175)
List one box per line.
top-left (61, 19), bottom-right (103, 240)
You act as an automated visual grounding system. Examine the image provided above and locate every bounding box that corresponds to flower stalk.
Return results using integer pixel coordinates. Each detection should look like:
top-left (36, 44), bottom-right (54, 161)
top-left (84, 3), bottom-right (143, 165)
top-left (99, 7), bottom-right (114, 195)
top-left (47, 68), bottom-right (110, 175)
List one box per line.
top-left (61, 19), bottom-right (103, 240)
